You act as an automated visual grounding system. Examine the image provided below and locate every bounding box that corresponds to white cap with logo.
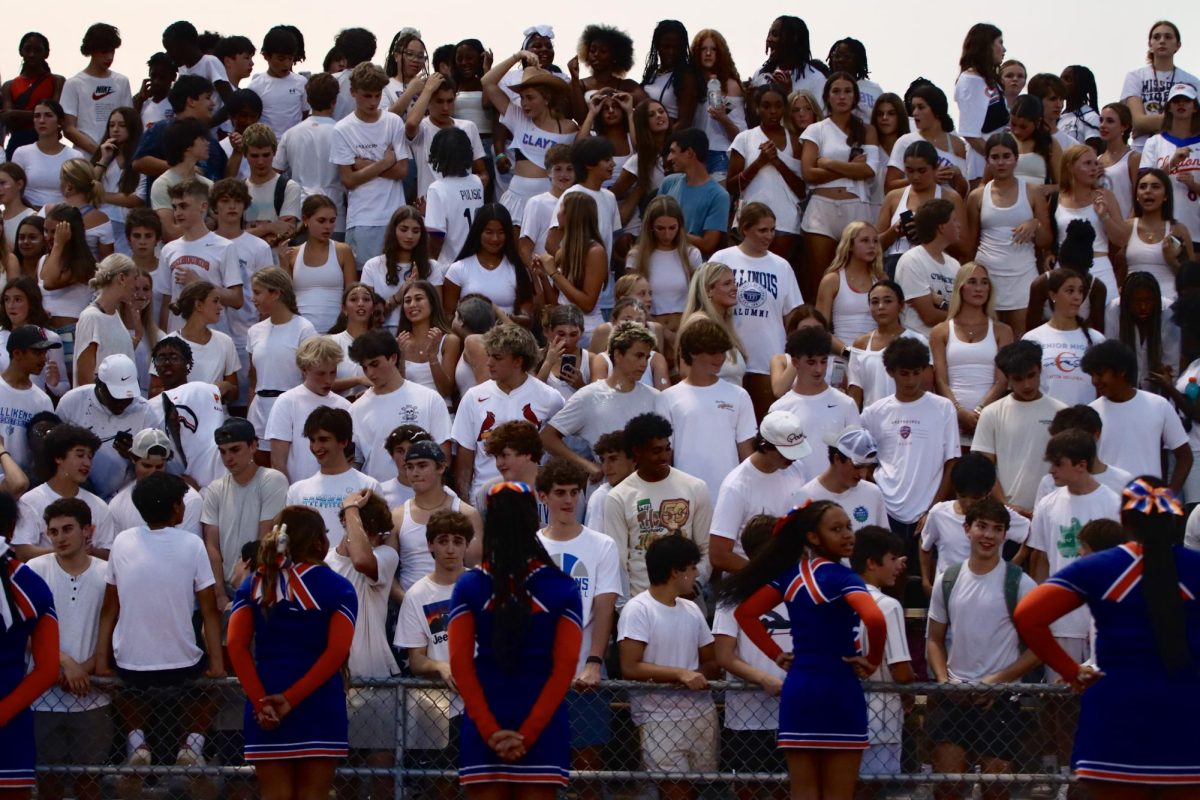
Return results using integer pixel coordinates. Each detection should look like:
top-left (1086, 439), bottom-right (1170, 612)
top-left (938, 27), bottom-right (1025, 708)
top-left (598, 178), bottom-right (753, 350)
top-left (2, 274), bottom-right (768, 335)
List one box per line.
top-left (759, 410), bottom-right (812, 461)
top-left (823, 425), bottom-right (879, 466)
top-left (97, 354), bottom-right (140, 400)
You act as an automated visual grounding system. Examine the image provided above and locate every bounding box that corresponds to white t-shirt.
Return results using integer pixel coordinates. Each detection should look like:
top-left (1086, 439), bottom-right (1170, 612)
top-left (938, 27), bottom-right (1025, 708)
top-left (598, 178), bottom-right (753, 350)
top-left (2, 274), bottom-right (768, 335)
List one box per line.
top-left (800, 118), bottom-right (878, 200)
top-left (655, 380), bottom-right (758, 502)
top-left (549, 381), bottom-right (659, 454)
top-left (393, 574), bottom-right (462, 748)
top-left (730, 127), bottom-right (804, 232)
top-left (863, 585), bottom-right (910, 745)
top-left (799, 476), bottom-right (889, 533)
top-left (26, 554), bottom-right (110, 712)
top-left (768, 386), bottom-right (861, 478)
top-left (1034, 464), bottom-right (1134, 507)
top-left (201, 467), bottom-right (290, 583)
top-left (219, 232), bottom-right (275, 343)
top-left (847, 329), bottom-right (930, 410)
top-left (711, 246), bottom-right (803, 374)
top-left (108, 483), bottom-right (203, 537)
top-left (61, 70), bottom-right (133, 147)
top-left (628, 246), bottom-right (702, 316)
top-left (584, 481), bottom-right (612, 533)
top-left (140, 97), bottom-right (173, 131)
top-left (0, 376), bottom-right (53, 474)
top-left (149, 170), bottom-right (213, 211)
top-left (711, 458), bottom-right (807, 557)
top-left (274, 115), bottom-right (345, 233)
top-left (12, 143), bottom-right (88, 206)
top-left (895, 246), bottom-right (960, 337)
top-left (927, 559), bottom-right (1036, 682)
top-left (711, 602), bottom-right (789, 730)
top-left (157, 330), bottom-right (239, 388)
top-left (264, 384), bottom-right (353, 481)
top-left (538, 526), bottom-right (623, 672)
top-left (551, 184), bottom-right (622, 258)
top-left (149, 381), bottom-right (227, 486)
top-left (54, 387), bottom-right (157, 500)
top-left (862, 392), bottom-right (959, 523)
top-left (444, 256), bottom-right (521, 313)
top-left (450, 377), bottom-right (565, 499)
top-left (246, 71), bottom-right (309, 137)
top-left (245, 174), bottom-right (302, 233)
top-left (154, 232), bottom-right (240, 332)
top-left (247, 316), bottom-right (319, 393)
top-left (407, 117), bottom-right (485, 198)
top-left (106, 525), bottom-right (216, 670)
top-left (73, 302), bottom-right (135, 384)
top-left (286, 468), bottom-right (383, 549)
top-left (1091, 390), bottom-right (1189, 480)
top-left (1022, 324), bottom-right (1105, 407)
top-left (920, 500), bottom-right (1030, 582)
top-left (350, 380), bottom-right (453, 481)
top-left (1121, 65), bottom-right (1200, 150)
top-left (971, 394), bottom-right (1066, 511)
top-left (1139, 133), bottom-right (1200, 240)
top-left (617, 591), bottom-right (715, 724)
top-left (425, 174), bottom-right (485, 264)
top-left (13, 483), bottom-right (116, 552)
top-left (954, 72), bottom-right (1007, 180)
top-left (519, 190), bottom-right (559, 255)
top-left (178, 55), bottom-right (229, 117)
top-left (326, 545), bottom-right (401, 677)
top-left (330, 112), bottom-right (410, 228)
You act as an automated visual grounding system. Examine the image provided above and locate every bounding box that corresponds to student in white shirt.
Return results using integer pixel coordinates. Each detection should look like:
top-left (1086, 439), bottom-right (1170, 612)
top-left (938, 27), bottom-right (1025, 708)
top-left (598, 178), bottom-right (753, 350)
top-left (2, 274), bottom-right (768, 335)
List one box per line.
top-left (1082, 339), bottom-right (1192, 491)
top-left (265, 336), bottom-right (353, 482)
top-left (146, 338), bottom-right (228, 488)
top-left (28, 496), bottom-right (112, 800)
top-left (107, 429), bottom-right (203, 536)
top-left (274, 74), bottom-right (344, 235)
top-left (285, 407), bottom-right (382, 548)
top-left (239, 124), bottom-right (302, 259)
top-left (894, 198), bottom-right (961, 337)
top-left (331, 63), bottom-right (410, 269)
top-left (246, 28), bottom-right (308, 138)
top-left (517, 144), bottom-right (575, 264)
top-left (61, 24), bottom-right (134, 155)
top-left (94, 472), bottom-right (224, 775)
top-left (404, 73), bottom-right (487, 201)
top-left (0, 325), bottom-right (57, 475)
top-left (424, 128), bottom-right (486, 265)
top-left (162, 21), bottom-right (234, 118)
top-left (800, 426), bottom-right (889, 533)
top-left (157, 281), bottom-right (240, 402)
top-left (348, 330), bottom-right (452, 481)
top-left (451, 324), bottom-right (564, 500)
top-left (768, 325), bottom-right (862, 479)
top-left (535, 458), bottom-right (623, 771)
top-left (1032, 406), bottom-right (1134, 505)
top-left (709, 410), bottom-right (810, 573)
top-left (584, 431), bottom-right (635, 533)
top-left (617, 535), bottom-right (719, 785)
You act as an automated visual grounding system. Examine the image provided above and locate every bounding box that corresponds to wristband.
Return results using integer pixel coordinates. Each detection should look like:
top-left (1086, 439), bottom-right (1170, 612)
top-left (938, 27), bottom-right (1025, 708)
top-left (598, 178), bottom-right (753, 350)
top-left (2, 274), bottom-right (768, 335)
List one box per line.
top-left (0, 451), bottom-right (9, 460)
top-left (494, 152), bottom-right (509, 163)
top-left (585, 656), bottom-right (603, 665)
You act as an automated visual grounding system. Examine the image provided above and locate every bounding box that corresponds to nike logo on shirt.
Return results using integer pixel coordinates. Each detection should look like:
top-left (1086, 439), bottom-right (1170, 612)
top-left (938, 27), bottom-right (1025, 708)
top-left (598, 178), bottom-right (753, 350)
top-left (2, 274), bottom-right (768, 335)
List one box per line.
top-left (92, 88), bottom-right (115, 101)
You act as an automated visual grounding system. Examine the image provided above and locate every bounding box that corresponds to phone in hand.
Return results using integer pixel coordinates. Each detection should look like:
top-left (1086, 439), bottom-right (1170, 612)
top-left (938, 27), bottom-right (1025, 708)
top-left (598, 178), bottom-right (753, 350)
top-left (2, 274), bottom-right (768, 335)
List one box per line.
top-left (899, 209), bottom-right (917, 244)
top-left (560, 353), bottom-right (577, 374)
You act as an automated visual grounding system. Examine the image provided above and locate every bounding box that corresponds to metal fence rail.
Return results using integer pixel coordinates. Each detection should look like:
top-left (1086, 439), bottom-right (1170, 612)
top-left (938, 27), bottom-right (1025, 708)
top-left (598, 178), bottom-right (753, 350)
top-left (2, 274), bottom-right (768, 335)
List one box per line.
top-left (34, 677), bottom-right (1078, 798)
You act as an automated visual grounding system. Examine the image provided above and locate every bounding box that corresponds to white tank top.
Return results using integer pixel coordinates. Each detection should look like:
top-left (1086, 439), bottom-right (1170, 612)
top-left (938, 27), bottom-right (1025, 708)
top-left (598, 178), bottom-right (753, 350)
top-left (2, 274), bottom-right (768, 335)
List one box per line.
top-left (1125, 218), bottom-right (1178, 303)
top-left (293, 242), bottom-right (344, 333)
top-left (1055, 201), bottom-right (1110, 253)
top-left (1102, 150), bottom-right (1135, 220)
top-left (453, 91), bottom-right (491, 135)
top-left (976, 180), bottom-right (1036, 278)
top-left (885, 184), bottom-right (943, 257)
top-left (643, 71), bottom-right (679, 119)
top-left (404, 334), bottom-right (450, 405)
top-left (1015, 151), bottom-right (1048, 186)
top-left (397, 492), bottom-right (461, 591)
top-left (831, 270), bottom-right (875, 343)
top-left (455, 342), bottom-right (478, 401)
top-left (547, 347), bottom-right (593, 400)
top-left (945, 319), bottom-right (998, 411)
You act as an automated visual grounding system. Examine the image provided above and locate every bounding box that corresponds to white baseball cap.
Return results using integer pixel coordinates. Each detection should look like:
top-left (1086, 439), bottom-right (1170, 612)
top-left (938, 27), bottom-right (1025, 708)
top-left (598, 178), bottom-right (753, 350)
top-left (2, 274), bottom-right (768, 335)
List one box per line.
top-left (823, 426), bottom-right (879, 466)
top-left (97, 354), bottom-right (140, 400)
top-left (1168, 83), bottom-right (1198, 102)
top-left (759, 410), bottom-right (812, 461)
top-left (130, 428), bottom-right (174, 460)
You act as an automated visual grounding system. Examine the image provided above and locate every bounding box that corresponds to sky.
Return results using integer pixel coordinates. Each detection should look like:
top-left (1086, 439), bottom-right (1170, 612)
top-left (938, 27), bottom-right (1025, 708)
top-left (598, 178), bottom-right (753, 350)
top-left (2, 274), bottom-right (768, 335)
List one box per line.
top-left (4, 2), bottom-right (1199, 125)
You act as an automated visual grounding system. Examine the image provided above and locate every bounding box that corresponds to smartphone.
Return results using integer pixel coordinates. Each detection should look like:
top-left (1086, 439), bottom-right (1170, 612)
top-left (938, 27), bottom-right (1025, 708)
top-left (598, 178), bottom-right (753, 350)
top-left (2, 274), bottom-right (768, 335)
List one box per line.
top-left (899, 209), bottom-right (917, 243)
top-left (560, 353), bottom-right (577, 374)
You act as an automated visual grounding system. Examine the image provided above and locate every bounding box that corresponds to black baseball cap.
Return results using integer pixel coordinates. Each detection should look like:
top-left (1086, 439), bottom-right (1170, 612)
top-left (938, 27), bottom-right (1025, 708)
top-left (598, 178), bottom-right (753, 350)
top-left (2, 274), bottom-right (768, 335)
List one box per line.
top-left (213, 417), bottom-right (257, 445)
top-left (404, 439), bottom-right (446, 464)
top-left (7, 325), bottom-right (62, 354)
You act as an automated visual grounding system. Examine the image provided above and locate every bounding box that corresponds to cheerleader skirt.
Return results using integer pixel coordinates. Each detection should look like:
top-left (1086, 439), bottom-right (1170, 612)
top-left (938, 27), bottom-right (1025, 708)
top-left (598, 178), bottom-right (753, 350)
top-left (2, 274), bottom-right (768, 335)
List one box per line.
top-left (243, 678), bottom-right (349, 761)
top-left (777, 655), bottom-right (869, 750)
top-left (459, 671), bottom-right (570, 786)
top-left (0, 707), bottom-right (35, 789)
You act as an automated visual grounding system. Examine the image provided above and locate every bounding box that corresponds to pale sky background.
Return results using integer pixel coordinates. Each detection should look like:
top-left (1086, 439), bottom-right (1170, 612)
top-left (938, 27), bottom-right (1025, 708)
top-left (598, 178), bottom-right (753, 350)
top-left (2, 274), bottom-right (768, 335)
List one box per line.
top-left (4, 2), bottom-right (1199, 125)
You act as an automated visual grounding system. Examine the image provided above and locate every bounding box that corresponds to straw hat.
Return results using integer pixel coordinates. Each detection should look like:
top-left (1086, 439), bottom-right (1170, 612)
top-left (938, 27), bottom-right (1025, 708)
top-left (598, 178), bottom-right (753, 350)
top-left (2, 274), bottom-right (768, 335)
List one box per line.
top-left (510, 66), bottom-right (567, 94)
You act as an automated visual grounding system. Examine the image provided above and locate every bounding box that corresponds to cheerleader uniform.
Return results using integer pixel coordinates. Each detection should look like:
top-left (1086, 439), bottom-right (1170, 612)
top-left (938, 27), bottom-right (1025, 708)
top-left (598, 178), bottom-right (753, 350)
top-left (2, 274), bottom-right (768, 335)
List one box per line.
top-left (227, 562), bottom-right (359, 762)
top-left (734, 557), bottom-right (885, 750)
top-left (448, 560), bottom-right (583, 786)
top-left (1016, 541), bottom-right (1200, 785)
top-left (0, 550), bottom-right (59, 789)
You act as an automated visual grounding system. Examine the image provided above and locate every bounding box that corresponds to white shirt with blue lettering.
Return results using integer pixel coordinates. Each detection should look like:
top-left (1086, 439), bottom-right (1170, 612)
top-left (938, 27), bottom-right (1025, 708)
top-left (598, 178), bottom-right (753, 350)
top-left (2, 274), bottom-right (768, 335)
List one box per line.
top-left (710, 245), bottom-right (803, 374)
top-left (285, 468), bottom-right (382, 550)
top-left (537, 525), bottom-right (623, 672)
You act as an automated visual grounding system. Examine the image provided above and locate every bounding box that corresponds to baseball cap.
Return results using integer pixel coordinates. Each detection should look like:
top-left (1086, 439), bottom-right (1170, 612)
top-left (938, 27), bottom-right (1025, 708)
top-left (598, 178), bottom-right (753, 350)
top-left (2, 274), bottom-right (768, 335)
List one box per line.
top-left (214, 417), bottom-right (257, 446)
top-left (759, 410), bottom-right (812, 461)
top-left (823, 426), bottom-right (879, 466)
top-left (130, 428), bottom-right (174, 460)
top-left (405, 439), bottom-right (446, 464)
top-left (1168, 83), bottom-right (1198, 102)
top-left (6, 325), bottom-right (62, 354)
top-left (96, 354), bottom-right (140, 400)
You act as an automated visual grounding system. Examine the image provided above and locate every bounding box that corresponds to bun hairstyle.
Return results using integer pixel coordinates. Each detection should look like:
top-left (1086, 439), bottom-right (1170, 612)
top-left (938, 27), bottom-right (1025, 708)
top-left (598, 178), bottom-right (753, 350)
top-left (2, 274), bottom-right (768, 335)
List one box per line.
top-left (168, 279), bottom-right (217, 319)
top-left (88, 253), bottom-right (138, 291)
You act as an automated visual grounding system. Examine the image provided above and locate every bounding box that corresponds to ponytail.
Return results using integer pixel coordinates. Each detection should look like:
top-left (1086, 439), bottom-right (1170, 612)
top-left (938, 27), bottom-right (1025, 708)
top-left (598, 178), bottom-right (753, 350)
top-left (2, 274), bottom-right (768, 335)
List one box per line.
top-left (716, 501), bottom-right (839, 608)
top-left (255, 506), bottom-right (327, 613)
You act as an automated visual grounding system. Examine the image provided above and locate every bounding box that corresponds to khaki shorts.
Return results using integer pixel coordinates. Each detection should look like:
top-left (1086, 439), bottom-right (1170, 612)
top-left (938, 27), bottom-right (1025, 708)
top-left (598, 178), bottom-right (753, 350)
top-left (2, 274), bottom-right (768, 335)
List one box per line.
top-left (640, 708), bottom-right (718, 773)
top-left (801, 194), bottom-right (873, 239)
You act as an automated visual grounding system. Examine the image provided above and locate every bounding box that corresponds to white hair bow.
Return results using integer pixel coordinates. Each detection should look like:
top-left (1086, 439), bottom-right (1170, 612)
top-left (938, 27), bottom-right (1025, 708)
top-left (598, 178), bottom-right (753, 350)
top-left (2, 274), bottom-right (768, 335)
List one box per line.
top-left (523, 25), bottom-right (554, 40)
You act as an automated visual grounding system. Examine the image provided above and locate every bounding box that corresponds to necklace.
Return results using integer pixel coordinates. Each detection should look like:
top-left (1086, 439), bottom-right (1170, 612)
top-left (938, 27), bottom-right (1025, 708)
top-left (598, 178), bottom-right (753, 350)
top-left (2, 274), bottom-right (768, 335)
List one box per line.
top-left (414, 494), bottom-right (448, 512)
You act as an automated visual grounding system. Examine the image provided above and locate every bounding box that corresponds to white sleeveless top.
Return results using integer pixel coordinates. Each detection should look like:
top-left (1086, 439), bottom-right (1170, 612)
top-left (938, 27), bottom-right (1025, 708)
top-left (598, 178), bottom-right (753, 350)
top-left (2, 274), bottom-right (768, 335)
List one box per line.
top-left (643, 71), bottom-right (679, 119)
top-left (293, 242), bottom-right (344, 333)
top-left (885, 184), bottom-right (943, 258)
top-left (546, 347), bottom-right (593, 401)
top-left (945, 319), bottom-right (998, 412)
top-left (397, 491), bottom-right (461, 591)
top-left (1055, 202), bottom-right (1110, 253)
top-left (976, 180), bottom-right (1036, 278)
top-left (1125, 219), bottom-right (1178, 303)
top-left (1102, 150), bottom-right (1135, 220)
top-left (831, 270), bottom-right (875, 343)
top-left (1015, 151), bottom-right (1048, 186)
top-left (455, 345), bottom-right (478, 401)
top-left (404, 334), bottom-right (452, 406)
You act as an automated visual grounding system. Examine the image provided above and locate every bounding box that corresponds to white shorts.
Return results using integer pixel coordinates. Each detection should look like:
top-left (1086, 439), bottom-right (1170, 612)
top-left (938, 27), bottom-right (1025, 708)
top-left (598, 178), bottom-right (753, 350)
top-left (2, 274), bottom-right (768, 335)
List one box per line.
top-left (800, 195), bottom-right (872, 240)
top-left (640, 708), bottom-right (718, 773)
top-left (499, 175), bottom-right (550, 223)
top-left (1045, 637), bottom-right (1090, 684)
top-left (989, 264), bottom-right (1039, 311)
top-left (859, 742), bottom-right (901, 776)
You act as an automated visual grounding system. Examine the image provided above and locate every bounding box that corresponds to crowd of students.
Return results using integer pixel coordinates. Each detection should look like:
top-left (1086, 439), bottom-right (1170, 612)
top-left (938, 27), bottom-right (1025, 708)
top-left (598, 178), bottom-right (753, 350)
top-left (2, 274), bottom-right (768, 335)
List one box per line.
top-left (0, 13), bottom-right (1198, 800)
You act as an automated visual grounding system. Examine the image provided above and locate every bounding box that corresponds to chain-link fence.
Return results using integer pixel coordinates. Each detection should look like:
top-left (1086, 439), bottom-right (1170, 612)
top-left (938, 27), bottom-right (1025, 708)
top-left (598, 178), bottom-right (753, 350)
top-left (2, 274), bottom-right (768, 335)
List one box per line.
top-left (35, 677), bottom-right (1078, 799)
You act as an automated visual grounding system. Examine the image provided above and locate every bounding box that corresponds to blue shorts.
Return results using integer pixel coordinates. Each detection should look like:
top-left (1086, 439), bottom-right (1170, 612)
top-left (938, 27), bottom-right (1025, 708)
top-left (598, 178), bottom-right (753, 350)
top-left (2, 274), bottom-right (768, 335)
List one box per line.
top-left (569, 688), bottom-right (613, 749)
top-left (346, 225), bottom-right (388, 270)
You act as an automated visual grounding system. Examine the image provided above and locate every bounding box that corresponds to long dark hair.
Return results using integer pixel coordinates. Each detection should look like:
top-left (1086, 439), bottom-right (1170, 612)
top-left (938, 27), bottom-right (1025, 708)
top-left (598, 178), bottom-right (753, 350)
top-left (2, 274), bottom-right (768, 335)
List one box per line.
top-left (910, 83), bottom-right (956, 132)
top-left (823, 72), bottom-right (866, 147)
top-left (1117, 272), bottom-right (1165, 378)
top-left (958, 23), bottom-right (1003, 88)
top-left (761, 16), bottom-right (812, 73)
top-left (641, 20), bottom-right (694, 96)
top-left (91, 106), bottom-right (142, 194)
top-left (456, 203), bottom-right (533, 308)
top-left (1120, 476), bottom-right (1194, 673)
top-left (482, 485), bottom-right (559, 669)
top-left (381, 206), bottom-right (432, 287)
top-left (1011, 95), bottom-right (1053, 179)
top-left (47, 206), bottom-right (97, 286)
top-left (631, 100), bottom-right (669, 197)
top-left (717, 501), bottom-right (841, 608)
top-left (1062, 65), bottom-right (1098, 114)
top-left (326, 281), bottom-right (378, 335)
top-left (398, 279), bottom-right (453, 336)
top-left (0, 276), bottom-right (53, 329)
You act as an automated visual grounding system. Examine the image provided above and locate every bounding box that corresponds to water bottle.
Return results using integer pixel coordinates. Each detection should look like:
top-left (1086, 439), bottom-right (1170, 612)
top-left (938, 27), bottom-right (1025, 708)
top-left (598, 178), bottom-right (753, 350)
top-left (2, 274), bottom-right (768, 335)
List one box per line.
top-left (1186, 376), bottom-right (1200, 403)
top-left (707, 77), bottom-right (723, 109)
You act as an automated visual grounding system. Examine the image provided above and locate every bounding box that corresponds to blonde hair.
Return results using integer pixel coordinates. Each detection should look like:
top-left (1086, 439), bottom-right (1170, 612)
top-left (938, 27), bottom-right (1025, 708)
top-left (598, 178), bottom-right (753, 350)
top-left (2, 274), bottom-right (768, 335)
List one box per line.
top-left (60, 158), bottom-right (104, 207)
top-left (556, 191), bottom-right (606, 290)
top-left (482, 323), bottom-right (540, 371)
top-left (88, 253), bottom-right (138, 290)
top-left (295, 335), bottom-right (344, 370)
top-left (825, 221), bottom-right (886, 279)
top-left (134, 270), bottom-right (161, 351)
top-left (1058, 143), bottom-right (1095, 195)
top-left (680, 262), bottom-right (746, 359)
top-left (785, 90), bottom-right (825, 136)
top-left (945, 261), bottom-right (998, 320)
top-left (629, 195), bottom-right (693, 281)
top-left (252, 267), bottom-right (300, 314)
top-left (241, 122), bottom-right (278, 152)
top-left (613, 273), bottom-right (648, 301)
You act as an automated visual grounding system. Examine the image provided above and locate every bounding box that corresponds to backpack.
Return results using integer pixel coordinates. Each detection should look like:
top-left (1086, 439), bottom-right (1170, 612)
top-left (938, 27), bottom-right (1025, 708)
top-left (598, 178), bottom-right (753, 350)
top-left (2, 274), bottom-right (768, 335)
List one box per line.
top-left (272, 175), bottom-right (287, 217)
top-left (940, 561), bottom-right (1026, 653)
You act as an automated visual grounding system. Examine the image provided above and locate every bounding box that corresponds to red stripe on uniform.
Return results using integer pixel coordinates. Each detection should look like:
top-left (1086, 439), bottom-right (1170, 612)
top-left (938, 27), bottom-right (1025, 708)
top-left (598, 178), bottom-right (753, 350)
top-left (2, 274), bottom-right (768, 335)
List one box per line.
top-left (245, 748), bottom-right (346, 760)
top-left (800, 560), bottom-right (828, 605)
top-left (460, 773), bottom-right (567, 785)
top-left (1103, 560), bottom-right (1144, 602)
top-left (1075, 768), bottom-right (1200, 784)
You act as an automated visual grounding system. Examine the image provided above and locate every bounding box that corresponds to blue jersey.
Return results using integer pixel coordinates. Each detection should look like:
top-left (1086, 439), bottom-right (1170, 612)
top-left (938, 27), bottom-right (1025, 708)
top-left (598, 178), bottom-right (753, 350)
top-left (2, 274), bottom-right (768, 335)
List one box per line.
top-left (768, 558), bottom-right (869, 660)
top-left (0, 560), bottom-right (55, 687)
top-left (1048, 542), bottom-right (1200, 672)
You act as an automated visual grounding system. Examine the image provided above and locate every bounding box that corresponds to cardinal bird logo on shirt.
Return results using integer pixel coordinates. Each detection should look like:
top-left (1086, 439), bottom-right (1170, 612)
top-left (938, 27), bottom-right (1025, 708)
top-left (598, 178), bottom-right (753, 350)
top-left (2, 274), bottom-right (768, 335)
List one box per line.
top-left (521, 404), bottom-right (541, 427)
top-left (477, 411), bottom-right (497, 442)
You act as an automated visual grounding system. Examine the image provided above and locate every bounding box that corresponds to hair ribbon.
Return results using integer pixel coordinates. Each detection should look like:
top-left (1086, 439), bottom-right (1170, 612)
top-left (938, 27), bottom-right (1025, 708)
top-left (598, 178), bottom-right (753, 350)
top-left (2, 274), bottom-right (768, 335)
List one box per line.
top-left (1122, 479), bottom-right (1184, 516)
top-left (772, 499), bottom-right (813, 537)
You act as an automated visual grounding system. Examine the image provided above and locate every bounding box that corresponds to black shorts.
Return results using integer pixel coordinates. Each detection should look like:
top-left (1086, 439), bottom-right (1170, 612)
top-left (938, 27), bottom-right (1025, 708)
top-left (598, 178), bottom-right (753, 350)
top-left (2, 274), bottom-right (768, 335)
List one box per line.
top-left (117, 657), bottom-right (206, 692)
top-left (926, 694), bottom-right (1031, 763)
top-left (721, 728), bottom-right (786, 776)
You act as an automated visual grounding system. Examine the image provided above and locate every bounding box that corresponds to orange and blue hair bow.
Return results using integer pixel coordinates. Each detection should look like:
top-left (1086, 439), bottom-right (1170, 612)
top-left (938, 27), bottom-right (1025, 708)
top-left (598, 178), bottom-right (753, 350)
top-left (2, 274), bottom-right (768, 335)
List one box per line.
top-left (772, 499), bottom-right (813, 537)
top-left (1122, 478), bottom-right (1184, 516)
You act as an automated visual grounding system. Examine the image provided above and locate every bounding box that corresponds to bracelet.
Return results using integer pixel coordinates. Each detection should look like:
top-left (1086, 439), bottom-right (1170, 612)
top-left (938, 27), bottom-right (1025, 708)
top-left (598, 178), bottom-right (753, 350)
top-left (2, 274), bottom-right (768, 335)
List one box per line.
top-left (494, 152), bottom-right (509, 163)
top-left (0, 451), bottom-right (8, 460)
top-left (585, 655), bottom-right (603, 665)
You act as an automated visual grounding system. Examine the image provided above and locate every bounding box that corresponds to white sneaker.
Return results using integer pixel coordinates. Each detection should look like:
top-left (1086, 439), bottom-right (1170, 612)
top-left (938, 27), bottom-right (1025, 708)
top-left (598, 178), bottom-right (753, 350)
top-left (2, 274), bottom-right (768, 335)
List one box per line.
top-left (119, 747), bottom-right (150, 799)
